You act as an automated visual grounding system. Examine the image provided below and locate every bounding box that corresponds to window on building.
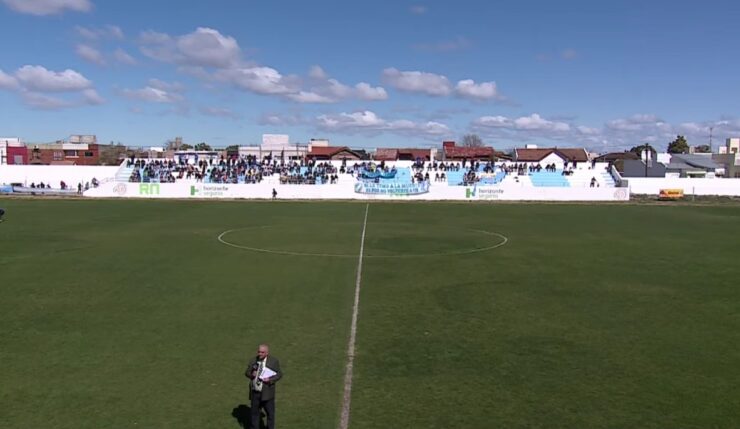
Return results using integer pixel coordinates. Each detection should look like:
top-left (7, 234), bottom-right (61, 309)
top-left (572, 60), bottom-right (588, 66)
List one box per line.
top-left (64, 150), bottom-right (78, 157)
top-left (53, 151), bottom-right (63, 161)
top-left (84, 151), bottom-right (94, 157)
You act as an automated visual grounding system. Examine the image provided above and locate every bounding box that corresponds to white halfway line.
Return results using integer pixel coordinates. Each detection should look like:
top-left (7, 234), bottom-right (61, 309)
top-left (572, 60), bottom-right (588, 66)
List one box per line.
top-left (339, 203), bottom-right (369, 429)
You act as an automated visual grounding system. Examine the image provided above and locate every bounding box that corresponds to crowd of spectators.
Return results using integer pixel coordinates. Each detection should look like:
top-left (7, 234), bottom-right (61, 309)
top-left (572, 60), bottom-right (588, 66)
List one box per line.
top-left (127, 159), bottom-right (176, 183)
top-left (122, 156), bottom-right (609, 188)
top-left (22, 178), bottom-right (99, 194)
top-left (127, 156), bottom-right (343, 185)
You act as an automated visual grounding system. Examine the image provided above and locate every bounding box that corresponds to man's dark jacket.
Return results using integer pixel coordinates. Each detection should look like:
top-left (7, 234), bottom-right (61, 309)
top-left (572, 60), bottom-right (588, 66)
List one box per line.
top-left (246, 355), bottom-right (282, 401)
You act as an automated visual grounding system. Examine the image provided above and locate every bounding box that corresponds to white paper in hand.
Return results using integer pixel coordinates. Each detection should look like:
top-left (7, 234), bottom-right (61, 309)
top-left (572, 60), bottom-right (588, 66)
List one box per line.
top-left (260, 367), bottom-right (277, 380)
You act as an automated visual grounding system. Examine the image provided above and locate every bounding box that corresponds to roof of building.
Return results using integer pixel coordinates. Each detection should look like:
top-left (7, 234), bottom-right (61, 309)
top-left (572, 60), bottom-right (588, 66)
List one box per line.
top-left (399, 148), bottom-right (431, 159)
top-left (374, 148), bottom-right (432, 160)
top-left (373, 148), bottom-right (398, 161)
top-left (444, 145), bottom-right (494, 158)
top-left (621, 159), bottom-right (667, 177)
top-left (670, 154), bottom-right (720, 170)
top-left (593, 152), bottom-right (640, 162)
top-left (307, 146), bottom-right (361, 158)
top-left (515, 148), bottom-right (589, 162)
top-left (665, 161), bottom-right (699, 171)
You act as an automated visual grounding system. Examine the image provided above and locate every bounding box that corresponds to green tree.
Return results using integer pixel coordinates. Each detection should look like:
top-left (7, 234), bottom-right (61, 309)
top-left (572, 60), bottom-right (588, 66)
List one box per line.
top-left (667, 135), bottom-right (689, 154)
top-left (694, 144), bottom-right (711, 153)
top-left (179, 143), bottom-right (193, 150)
top-left (225, 145), bottom-right (239, 153)
top-left (194, 142), bottom-right (212, 151)
top-left (461, 134), bottom-right (484, 147)
top-left (629, 143), bottom-right (657, 159)
top-left (98, 143), bottom-right (127, 165)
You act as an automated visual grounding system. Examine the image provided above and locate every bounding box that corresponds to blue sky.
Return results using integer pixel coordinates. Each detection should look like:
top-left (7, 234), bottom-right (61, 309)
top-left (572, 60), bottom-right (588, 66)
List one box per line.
top-left (1, 0), bottom-right (739, 151)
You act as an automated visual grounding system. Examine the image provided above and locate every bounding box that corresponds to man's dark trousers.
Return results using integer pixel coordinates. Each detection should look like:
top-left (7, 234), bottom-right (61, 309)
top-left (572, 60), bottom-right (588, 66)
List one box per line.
top-left (250, 390), bottom-right (275, 429)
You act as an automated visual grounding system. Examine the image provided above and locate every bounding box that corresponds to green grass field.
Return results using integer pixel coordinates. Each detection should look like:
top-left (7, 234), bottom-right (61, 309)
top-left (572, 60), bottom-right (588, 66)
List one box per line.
top-left (1, 198), bottom-right (739, 428)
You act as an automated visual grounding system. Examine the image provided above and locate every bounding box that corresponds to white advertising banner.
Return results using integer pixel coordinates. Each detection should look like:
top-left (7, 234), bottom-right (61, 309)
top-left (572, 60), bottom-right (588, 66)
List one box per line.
top-left (85, 181), bottom-right (630, 201)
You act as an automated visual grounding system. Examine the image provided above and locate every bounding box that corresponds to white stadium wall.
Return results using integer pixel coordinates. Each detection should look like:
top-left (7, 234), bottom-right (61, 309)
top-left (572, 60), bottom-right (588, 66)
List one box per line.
top-left (4, 164), bottom-right (740, 200)
top-left (0, 165), bottom-right (118, 187)
top-left (626, 178), bottom-right (740, 196)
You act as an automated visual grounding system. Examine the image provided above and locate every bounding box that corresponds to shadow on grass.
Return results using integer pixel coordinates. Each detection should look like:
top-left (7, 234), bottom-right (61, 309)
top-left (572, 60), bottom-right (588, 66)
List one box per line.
top-left (232, 404), bottom-right (267, 429)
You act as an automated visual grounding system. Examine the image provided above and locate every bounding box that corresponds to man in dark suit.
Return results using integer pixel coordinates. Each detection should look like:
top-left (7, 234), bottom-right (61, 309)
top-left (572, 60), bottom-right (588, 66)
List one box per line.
top-left (246, 344), bottom-right (282, 429)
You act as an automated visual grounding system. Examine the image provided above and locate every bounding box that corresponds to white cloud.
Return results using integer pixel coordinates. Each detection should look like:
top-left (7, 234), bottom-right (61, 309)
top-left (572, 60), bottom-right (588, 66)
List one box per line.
top-left (20, 89), bottom-right (101, 110)
top-left (409, 5), bottom-right (427, 15)
top-left (677, 122), bottom-right (706, 134)
top-left (82, 88), bottom-right (104, 105)
top-left (467, 111), bottom-right (740, 151)
top-left (15, 65), bottom-right (92, 92)
top-left (472, 113), bottom-right (580, 146)
top-left (286, 91), bottom-right (335, 103)
top-left (382, 68), bottom-right (502, 101)
top-left (76, 44), bottom-right (106, 65)
top-left (107, 25), bottom-right (124, 40)
top-left (216, 65), bottom-right (387, 104)
top-left (147, 78), bottom-right (183, 92)
top-left (258, 112), bottom-right (306, 126)
top-left (355, 82), bottom-right (388, 100)
top-left (121, 86), bottom-right (183, 103)
top-left (75, 26), bottom-right (98, 40)
top-left (514, 114), bottom-right (570, 132)
top-left (113, 48), bottom-right (137, 65)
top-left (382, 68), bottom-right (452, 96)
top-left (140, 27), bottom-right (241, 68)
top-left (75, 24), bottom-right (124, 40)
top-left (474, 113), bottom-right (570, 132)
top-left (474, 115), bottom-right (511, 128)
top-left (0, 65), bottom-right (102, 109)
top-left (199, 106), bottom-right (239, 119)
top-left (176, 27), bottom-right (240, 67)
top-left (469, 112), bottom-right (729, 151)
top-left (21, 92), bottom-right (72, 110)
top-left (317, 110), bottom-right (451, 138)
top-left (2, 0), bottom-right (91, 15)
top-left (299, 67), bottom-right (387, 102)
top-left (576, 125), bottom-right (599, 135)
top-left (606, 114), bottom-right (663, 131)
top-left (215, 66), bottom-right (295, 95)
top-left (455, 79), bottom-right (499, 100)
top-left (0, 69), bottom-right (19, 90)
top-left (308, 65), bottom-right (328, 80)
top-left (561, 49), bottom-right (578, 60)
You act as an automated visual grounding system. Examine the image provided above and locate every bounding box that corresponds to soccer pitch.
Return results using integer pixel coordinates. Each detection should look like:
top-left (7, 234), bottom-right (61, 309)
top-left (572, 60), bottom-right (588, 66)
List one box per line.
top-left (1, 199), bottom-right (739, 428)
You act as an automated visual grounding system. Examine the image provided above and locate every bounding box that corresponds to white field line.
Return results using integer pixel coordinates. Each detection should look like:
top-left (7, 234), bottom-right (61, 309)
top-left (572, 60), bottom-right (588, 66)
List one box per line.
top-left (217, 227), bottom-right (508, 259)
top-left (339, 203), bottom-right (369, 429)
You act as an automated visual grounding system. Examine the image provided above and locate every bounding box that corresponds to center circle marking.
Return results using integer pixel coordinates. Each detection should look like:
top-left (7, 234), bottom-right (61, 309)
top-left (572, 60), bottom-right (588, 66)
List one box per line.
top-left (217, 225), bottom-right (509, 258)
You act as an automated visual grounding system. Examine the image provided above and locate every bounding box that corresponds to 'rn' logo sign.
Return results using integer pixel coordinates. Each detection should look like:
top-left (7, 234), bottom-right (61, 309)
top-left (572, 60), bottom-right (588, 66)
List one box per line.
top-left (139, 183), bottom-right (160, 195)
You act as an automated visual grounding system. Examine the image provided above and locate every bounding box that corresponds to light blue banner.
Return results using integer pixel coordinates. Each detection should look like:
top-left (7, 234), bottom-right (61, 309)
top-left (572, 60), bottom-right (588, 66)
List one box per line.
top-left (354, 181), bottom-right (429, 195)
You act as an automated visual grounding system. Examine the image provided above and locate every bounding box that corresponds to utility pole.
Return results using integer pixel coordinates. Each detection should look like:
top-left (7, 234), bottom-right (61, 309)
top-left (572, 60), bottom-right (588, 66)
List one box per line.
top-left (644, 142), bottom-right (649, 177)
top-left (709, 126), bottom-right (714, 153)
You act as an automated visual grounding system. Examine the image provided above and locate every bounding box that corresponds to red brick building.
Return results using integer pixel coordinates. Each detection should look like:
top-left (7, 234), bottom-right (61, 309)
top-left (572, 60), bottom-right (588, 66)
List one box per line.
top-left (28, 142), bottom-right (100, 165)
top-left (5, 145), bottom-right (28, 164)
top-left (373, 148), bottom-right (432, 161)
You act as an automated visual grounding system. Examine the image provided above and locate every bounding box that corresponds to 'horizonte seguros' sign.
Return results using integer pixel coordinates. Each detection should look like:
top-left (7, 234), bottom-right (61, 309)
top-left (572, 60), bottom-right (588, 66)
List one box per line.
top-left (354, 181), bottom-right (430, 195)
